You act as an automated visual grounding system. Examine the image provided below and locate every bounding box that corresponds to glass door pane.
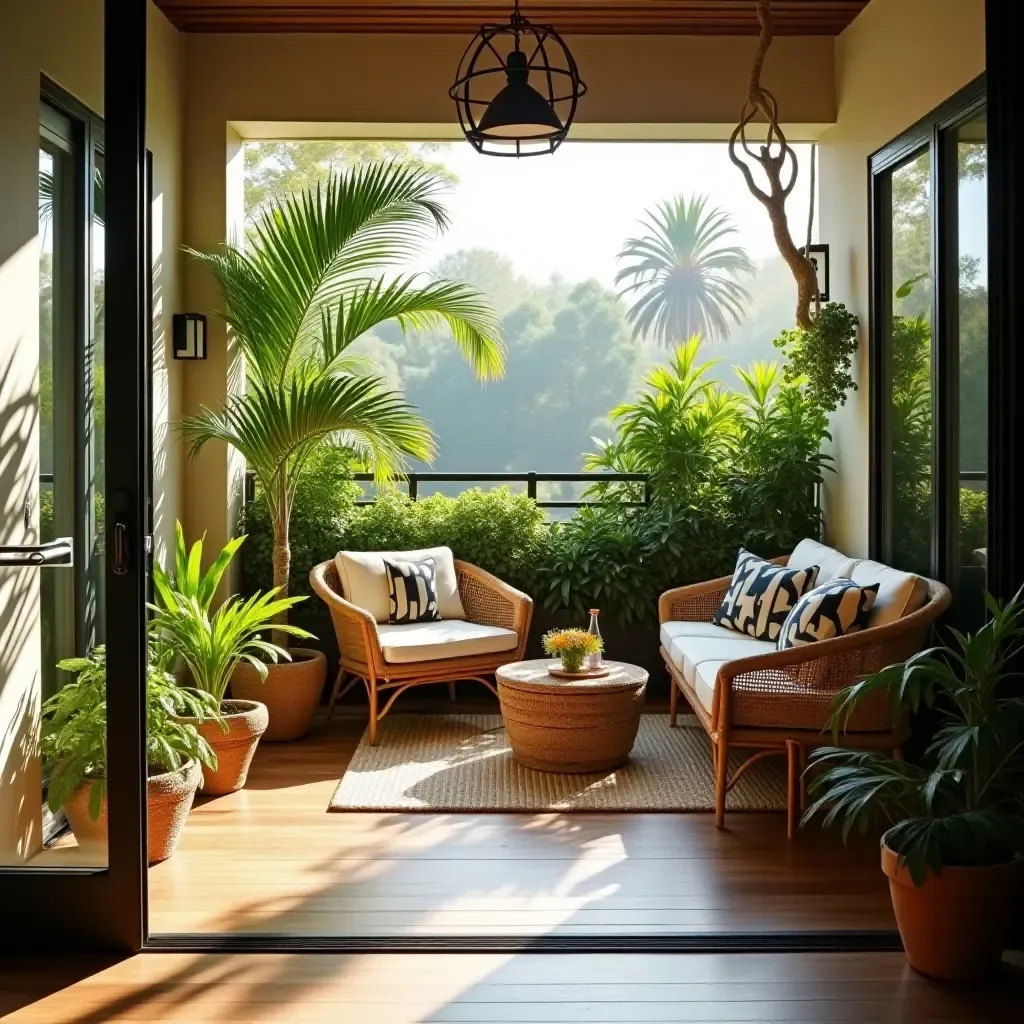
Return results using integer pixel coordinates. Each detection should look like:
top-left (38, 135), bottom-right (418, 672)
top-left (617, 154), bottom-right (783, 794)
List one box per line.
top-left (29, 108), bottom-right (107, 866)
top-left (887, 149), bottom-right (934, 576)
top-left (86, 148), bottom-right (106, 647)
top-left (954, 111), bottom-right (988, 627)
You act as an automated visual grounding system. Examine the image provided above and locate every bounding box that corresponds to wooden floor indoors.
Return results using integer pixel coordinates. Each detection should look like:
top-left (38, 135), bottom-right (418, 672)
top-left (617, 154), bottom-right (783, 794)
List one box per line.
top-left (41, 698), bottom-right (897, 936)
top-left (3, 950), bottom-right (1022, 1022)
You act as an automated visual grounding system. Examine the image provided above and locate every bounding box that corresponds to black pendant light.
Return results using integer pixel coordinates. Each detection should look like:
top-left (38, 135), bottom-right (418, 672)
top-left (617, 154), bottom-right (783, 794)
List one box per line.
top-left (449, 1), bottom-right (587, 157)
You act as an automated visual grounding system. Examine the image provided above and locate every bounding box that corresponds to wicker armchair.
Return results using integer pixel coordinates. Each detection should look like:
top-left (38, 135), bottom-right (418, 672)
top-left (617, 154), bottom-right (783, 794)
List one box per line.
top-left (310, 559), bottom-right (533, 744)
top-left (659, 561), bottom-right (951, 836)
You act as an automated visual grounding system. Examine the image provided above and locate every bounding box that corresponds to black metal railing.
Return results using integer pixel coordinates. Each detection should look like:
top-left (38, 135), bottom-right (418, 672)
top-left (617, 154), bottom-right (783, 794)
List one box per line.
top-left (242, 469), bottom-right (649, 510)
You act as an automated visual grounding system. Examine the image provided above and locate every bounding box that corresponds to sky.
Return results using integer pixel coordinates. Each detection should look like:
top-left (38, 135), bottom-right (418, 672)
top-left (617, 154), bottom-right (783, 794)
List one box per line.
top-left (405, 141), bottom-right (817, 287)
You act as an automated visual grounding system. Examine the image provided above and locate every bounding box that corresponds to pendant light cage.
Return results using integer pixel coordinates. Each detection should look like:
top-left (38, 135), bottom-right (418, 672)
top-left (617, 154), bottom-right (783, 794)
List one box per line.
top-left (449, 5), bottom-right (587, 157)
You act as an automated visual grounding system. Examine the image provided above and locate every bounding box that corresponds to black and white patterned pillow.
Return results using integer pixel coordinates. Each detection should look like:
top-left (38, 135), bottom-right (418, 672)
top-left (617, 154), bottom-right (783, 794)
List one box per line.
top-left (713, 549), bottom-right (819, 641)
top-left (384, 557), bottom-right (440, 624)
top-left (777, 577), bottom-right (879, 650)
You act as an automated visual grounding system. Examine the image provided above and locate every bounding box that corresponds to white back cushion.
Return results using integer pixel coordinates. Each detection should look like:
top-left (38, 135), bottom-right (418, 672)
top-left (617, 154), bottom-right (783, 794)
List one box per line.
top-left (788, 538), bottom-right (859, 584)
top-left (850, 558), bottom-right (929, 627)
top-left (335, 547), bottom-right (466, 623)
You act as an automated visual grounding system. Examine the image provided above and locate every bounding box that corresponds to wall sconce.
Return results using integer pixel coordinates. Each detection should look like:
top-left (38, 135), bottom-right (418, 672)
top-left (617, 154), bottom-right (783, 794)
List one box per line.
top-left (173, 313), bottom-right (207, 360)
top-left (799, 244), bottom-right (830, 303)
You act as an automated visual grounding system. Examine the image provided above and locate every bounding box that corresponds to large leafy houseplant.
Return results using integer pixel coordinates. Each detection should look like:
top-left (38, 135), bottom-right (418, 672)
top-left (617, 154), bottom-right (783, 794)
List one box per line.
top-left (803, 588), bottom-right (1024, 978)
top-left (42, 644), bottom-right (218, 850)
top-left (150, 523), bottom-right (309, 706)
top-left (149, 523), bottom-right (311, 789)
top-left (181, 163), bottom-right (504, 646)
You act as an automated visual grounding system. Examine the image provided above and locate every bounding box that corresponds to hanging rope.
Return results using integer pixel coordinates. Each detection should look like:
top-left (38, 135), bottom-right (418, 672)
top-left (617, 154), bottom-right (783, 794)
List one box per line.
top-left (729, 0), bottom-right (819, 329)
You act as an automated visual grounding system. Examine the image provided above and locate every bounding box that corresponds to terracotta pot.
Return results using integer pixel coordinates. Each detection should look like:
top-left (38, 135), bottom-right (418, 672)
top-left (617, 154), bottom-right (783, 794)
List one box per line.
top-left (882, 843), bottom-right (1024, 979)
top-left (63, 760), bottom-right (201, 865)
top-left (192, 700), bottom-right (269, 794)
top-left (230, 648), bottom-right (326, 741)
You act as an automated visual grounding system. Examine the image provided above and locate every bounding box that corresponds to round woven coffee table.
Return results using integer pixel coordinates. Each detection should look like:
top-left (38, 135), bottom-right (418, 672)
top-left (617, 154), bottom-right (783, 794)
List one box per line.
top-left (495, 659), bottom-right (648, 773)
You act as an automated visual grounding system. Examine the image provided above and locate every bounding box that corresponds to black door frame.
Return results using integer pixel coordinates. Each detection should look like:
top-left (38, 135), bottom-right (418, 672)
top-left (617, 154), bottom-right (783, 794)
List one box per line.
top-left (868, 75), bottom-right (987, 588)
top-left (986, 0), bottom-right (1024, 605)
top-left (0, 0), bottom-right (150, 952)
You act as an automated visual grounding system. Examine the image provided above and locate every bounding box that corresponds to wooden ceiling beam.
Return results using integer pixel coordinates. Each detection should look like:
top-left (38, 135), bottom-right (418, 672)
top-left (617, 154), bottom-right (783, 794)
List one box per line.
top-left (153, 1), bottom-right (870, 36)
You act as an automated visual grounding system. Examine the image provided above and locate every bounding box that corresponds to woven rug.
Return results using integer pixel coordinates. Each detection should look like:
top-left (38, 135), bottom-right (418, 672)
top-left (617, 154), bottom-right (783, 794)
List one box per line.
top-left (328, 713), bottom-right (787, 813)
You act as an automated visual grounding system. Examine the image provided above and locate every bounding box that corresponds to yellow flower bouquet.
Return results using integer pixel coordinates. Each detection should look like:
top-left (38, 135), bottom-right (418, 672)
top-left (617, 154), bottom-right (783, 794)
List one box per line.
top-left (542, 628), bottom-right (603, 674)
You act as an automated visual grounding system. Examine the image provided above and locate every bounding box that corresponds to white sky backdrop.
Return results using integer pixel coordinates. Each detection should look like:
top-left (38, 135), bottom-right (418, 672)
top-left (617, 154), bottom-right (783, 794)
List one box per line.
top-left (407, 141), bottom-right (817, 286)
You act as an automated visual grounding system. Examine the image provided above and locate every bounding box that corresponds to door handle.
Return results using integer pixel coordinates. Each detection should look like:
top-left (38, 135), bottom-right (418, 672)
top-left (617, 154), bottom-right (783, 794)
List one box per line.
top-left (0, 538), bottom-right (74, 567)
top-left (113, 521), bottom-right (130, 575)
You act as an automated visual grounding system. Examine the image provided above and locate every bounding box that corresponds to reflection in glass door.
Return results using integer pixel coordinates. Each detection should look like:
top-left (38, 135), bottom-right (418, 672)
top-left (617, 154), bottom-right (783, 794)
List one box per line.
top-left (870, 79), bottom-right (987, 631)
top-left (33, 100), bottom-right (108, 864)
top-left (952, 112), bottom-right (988, 629)
top-left (886, 149), bottom-right (934, 578)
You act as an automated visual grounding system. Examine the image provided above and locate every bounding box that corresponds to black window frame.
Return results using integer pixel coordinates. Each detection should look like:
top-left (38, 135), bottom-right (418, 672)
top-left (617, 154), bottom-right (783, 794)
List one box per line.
top-left (868, 75), bottom-right (987, 589)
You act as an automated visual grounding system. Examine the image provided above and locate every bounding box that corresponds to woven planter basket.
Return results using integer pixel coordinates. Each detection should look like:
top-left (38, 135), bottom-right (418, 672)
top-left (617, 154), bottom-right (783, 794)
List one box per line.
top-left (62, 760), bottom-right (201, 864)
top-left (230, 648), bottom-right (326, 742)
top-left (191, 700), bottom-right (269, 795)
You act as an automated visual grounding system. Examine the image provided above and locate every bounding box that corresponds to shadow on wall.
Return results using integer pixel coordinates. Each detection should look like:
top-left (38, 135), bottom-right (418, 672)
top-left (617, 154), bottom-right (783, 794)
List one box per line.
top-left (0, 350), bottom-right (43, 862)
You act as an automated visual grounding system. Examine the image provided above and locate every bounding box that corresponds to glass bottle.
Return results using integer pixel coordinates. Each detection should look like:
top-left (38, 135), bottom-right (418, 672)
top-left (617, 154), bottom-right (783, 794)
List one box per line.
top-left (586, 608), bottom-right (602, 670)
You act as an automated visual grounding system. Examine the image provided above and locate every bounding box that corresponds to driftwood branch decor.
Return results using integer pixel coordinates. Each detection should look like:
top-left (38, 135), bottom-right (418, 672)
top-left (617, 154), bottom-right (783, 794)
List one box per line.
top-left (729, 0), bottom-right (819, 329)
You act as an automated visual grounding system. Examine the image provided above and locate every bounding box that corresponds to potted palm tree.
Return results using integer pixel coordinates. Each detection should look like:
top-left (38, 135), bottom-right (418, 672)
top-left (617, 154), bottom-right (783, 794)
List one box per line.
top-left (804, 587), bottom-right (1024, 979)
top-left (150, 523), bottom-right (309, 793)
top-left (181, 162), bottom-right (504, 740)
top-left (42, 645), bottom-right (219, 864)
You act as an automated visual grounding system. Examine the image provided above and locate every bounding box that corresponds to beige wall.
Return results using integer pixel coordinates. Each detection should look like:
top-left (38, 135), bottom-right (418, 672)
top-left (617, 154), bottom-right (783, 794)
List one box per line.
top-left (179, 30), bottom-right (837, 563)
top-left (818, 0), bottom-right (986, 557)
top-left (0, 0), bottom-right (185, 863)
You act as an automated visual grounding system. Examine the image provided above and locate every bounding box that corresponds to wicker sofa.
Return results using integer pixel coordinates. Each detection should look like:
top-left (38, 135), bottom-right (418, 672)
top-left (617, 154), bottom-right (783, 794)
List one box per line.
top-left (310, 551), bottom-right (533, 745)
top-left (659, 539), bottom-right (952, 836)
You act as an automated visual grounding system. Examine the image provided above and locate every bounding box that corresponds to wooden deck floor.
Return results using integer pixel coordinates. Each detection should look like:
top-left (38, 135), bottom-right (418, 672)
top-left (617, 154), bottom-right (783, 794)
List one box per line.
top-left (38, 702), bottom-right (896, 936)
top-left (3, 951), bottom-right (1021, 1022)
top-left (127, 708), bottom-right (899, 937)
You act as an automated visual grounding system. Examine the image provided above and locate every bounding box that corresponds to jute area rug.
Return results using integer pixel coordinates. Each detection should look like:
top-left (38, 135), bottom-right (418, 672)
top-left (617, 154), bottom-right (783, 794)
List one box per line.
top-left (328, 713), bottom-right (786, 813)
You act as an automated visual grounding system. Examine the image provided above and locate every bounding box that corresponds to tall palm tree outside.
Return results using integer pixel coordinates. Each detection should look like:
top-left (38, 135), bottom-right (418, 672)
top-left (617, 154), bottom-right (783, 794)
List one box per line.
top-left (615, 193), bottom-right (755, 346)
top-left (180, 163), bottom-right (505, 641)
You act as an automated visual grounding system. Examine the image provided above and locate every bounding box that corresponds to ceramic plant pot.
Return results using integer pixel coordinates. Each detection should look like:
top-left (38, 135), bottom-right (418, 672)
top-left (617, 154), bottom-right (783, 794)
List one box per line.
top-left (882, 843), bottom-right (1024, 979)
top-left (230, 648), bottom-right (327, 742)
top-left (63, 759), bottom-right (201, 865)
top-left (194, 699), bottom-right (269, 794)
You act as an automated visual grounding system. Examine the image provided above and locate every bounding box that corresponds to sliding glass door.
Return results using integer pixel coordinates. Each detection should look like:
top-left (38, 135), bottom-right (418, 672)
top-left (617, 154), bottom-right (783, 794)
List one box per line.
top-left (870, 76), bottom-right (988, 629)
top-left (0, 0), bottom-right (150, 947)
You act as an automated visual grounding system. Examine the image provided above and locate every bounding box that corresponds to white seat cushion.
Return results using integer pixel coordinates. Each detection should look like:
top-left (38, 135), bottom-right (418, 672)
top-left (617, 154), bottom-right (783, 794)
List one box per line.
top-left (377, 620), bottom-right (518, 664)
top-left (850, 559), bottom-right (929, 627)
top-left (667, 631), bottom-right (775, 685)
top-left (335, 547), bottom-right (466, 623)
top-left (788, 538), bottom-right (859, 584)
top-left (659, 620), bottom-right (737, 651)
top-left (694, 660), bottom-right (729, 716)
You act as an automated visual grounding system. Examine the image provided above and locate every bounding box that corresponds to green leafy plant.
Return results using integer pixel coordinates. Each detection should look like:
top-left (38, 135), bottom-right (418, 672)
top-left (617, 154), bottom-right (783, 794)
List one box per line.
top-left (772, 301), bottom-right (859, 413)
top-left (242, 485), bottom-right (545, 600)
top-left (542, 628), bottom-right (603, 673)
top-left (150, 523), bottom-right (313, 706)
top-left (181, 163), bottom-right (504, 644)
top-left (533, 501), bottom-right (741, 627)
top-left (803, 587), bottom-right (1024, 885)
top-left (41, 646), bottom-right (220, 820)
top-left (727, 361), bottom-right (830, 549)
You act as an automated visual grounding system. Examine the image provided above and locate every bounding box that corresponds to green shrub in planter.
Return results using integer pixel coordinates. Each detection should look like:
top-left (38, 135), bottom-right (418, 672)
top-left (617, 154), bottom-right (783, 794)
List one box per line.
top-left (241, 444), bottom-right (361, 600)
top-left (345, 488), bottom-right (545, 590)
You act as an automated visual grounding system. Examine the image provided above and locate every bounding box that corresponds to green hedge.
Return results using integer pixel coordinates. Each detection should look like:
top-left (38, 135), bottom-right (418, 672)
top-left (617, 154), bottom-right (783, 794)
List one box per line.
top-left (241, 446), bottom-right (547, 602)
top-left (240, 461), bottom-right (806, 628)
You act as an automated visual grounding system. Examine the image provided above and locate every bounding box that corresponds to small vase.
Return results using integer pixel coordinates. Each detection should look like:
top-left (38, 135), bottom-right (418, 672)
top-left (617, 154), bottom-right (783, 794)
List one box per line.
top-left (560, 656), bottom-right (585, 674)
